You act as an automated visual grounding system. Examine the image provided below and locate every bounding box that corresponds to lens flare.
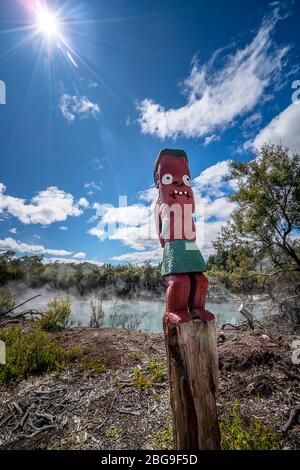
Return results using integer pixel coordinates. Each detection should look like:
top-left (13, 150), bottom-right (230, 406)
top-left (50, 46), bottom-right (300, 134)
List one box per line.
top-left (36, 5), bottom-right (60, 40)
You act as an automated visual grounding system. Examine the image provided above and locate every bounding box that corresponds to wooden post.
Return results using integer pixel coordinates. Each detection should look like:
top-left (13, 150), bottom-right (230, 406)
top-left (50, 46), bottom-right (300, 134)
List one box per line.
top-left (165, 319), bottom-right (221, 450)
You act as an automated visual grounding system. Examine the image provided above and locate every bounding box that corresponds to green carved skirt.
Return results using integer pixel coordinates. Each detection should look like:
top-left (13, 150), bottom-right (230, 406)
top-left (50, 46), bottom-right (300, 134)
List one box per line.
top-left (161, 240), bottom-right (207, 277)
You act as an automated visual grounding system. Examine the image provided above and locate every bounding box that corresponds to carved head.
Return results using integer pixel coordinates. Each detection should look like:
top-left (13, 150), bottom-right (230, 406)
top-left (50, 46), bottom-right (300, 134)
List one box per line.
top-left (154, 148), bottom-right (195, 211)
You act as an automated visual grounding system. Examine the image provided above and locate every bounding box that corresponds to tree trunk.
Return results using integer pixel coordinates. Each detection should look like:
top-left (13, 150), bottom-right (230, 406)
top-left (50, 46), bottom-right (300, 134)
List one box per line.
top-left (165, 319), bottom-right (221, 450)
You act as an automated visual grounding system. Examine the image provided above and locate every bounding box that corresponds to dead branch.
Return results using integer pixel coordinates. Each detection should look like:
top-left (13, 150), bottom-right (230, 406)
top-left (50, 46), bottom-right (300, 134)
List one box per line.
top-left (93, 395), bottom-right (118, 432)
top-left (0, 413), bottom-right (13, 429)
top-left (116, 407), bottom-right (141, 416)
top-left (278, 366), bottom-right (300, 381)
top-left (221, 322), bottom-right (245, 330)
top-left (4, 295), bottom-right (41, 316)
top-left (22, 424), bottom-right (55, 439)
top-left (279, 294), bottom-right (300, 305)
top-left (239, 268), bottom-right (299, 280)
top-left (282, 407), bottom-right (300, 434)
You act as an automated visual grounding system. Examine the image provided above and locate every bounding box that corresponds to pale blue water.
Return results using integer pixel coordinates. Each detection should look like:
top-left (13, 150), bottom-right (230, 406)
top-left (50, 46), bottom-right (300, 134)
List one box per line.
top-left (70, 299), bottom-right (264, 333)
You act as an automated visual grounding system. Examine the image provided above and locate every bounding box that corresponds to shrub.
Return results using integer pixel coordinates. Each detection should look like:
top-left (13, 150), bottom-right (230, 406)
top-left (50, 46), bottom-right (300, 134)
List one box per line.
top-left (133, 366), bottom-right (152, 389)
top-left (81, 357), bottom-right (109, 373)
top-left (150, 426), bottom-right (173, 450)
top-left (108, 300), bottom-right (148, 330)
top-left (146, 358), bottom-right (166, 383)
top-left (89, 300), bottom-right (104, 328)
top-left (0, 287), bottom-right (16, 317)
top-left (220, 400), bottom-right (279, 450)
top-left (39, 297), bottom-right (72, 331)
top-left (105, 426), bottom-right (119, 438)
top-left (0, 325), bottom-right (79, 383)
top-left (132, 359), bottom-right (167, 389)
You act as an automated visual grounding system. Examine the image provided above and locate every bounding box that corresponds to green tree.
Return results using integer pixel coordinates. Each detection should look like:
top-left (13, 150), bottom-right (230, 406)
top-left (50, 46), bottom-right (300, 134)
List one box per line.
top-left (216, 144), bottom-right (300, 271)
top-left (0, 251), bottom-right (25, 285)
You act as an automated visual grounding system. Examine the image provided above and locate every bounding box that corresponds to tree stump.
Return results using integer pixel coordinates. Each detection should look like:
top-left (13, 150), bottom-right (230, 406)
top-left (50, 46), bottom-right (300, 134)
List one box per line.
top-left (165, 319), bottom-right (221, 450)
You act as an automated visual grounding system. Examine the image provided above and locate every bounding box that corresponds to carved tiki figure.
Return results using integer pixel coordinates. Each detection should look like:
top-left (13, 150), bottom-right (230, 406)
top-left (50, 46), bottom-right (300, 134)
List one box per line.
top-left (154, 148), bottom-right (215, 330)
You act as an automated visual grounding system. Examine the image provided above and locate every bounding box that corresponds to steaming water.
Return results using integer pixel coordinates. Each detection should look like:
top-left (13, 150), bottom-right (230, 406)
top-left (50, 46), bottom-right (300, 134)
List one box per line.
top-left (69, 299), bottom-right (264, 333)
top-left (12, 288), bottom-right (265, 333)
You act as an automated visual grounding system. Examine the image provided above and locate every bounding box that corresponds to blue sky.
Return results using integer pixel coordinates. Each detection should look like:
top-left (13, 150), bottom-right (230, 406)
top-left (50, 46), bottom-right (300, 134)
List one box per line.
top-left (0, 0), bottom-right (299, 266)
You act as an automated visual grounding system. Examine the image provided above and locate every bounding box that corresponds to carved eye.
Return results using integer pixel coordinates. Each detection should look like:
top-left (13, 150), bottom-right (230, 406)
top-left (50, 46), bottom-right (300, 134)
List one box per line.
top-left (161, 174), bottom-right (173, 185)
top-left (183, 175), bottom-right (191, 186)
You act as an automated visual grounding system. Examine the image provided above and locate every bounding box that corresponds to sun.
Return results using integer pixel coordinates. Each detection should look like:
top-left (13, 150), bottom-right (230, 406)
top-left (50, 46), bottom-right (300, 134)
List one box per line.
top-left (36, 5), bottom-right (61, 40)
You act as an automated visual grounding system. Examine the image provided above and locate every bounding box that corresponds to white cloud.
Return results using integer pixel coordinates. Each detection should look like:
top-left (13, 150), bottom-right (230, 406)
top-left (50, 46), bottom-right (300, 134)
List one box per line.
top-left (78, 197), bottom-right (89, 209)
top-left (137, 11), bottom-right (288, 140)
top-left (109, 223), bottom-right (158, 251)
top-left (88, 199), bottom-right (157, 251)
top-left (111, 247), bottom-right (162, 264)
top-left (197, 220), bottom-right (227, 257)
top-left (87, 227), bottom-right (106, 240)
top-left (87, 215), bottom-right (98, 224)
top-left (59, 94), bottom-right (100, 122)
top-left (0, 185), bottom-right (87, 225)
top-left (139, 186), bottom-right (158, 204)
top-left (73, 251), bottom-right (86, 259)
top-left (84, 181), bottom-right (103, 196)
top-left (0, 237), bottom-right (72, 256)
top-left (92, 157), bottom-right (104, 170)
top-left (194, 161), bottom-right (230, 188)
top-left (44, 257), bottom-right (103, 266)
top-left (204, 134), bottom-right (220, 146)
top-left (202, 196), bottom-right (235, 221)
top-left (253, 103), bottom-right (300, 153)
top-left (9, 228), bottom-right (17, 234)
top-left (59, 226), bottom-right (68, 231)
top-left (87, 81), bottom-right (99, 89)
top-left (98, 204), bottom-right (150, 226)
top-left (242, 112), bottom-right (262, 129)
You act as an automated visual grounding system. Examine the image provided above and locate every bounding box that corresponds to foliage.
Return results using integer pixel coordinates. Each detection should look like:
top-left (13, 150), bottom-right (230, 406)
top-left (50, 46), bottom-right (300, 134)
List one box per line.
top-left (114, 377), bottom-right (122, 388)
top-left (0, 251), bottom-right (25, 285)
top-left (150, 426), bottom-right (173, 450)
top-left (89, 300), bottom-right (105, 328)
top-left (39, 297), bottom-right (72, 332)
top-left (105, 426), bottom-right (119, 438)
top-left (133, 366), bottom-right (152, 389)
top-left (127, 351), bottom-right (141, 362)
top-left (0, 325), bottom-right (79, 383)
top-left (132, 359), bottom-right (166, 389)
top-left (108, 300), bottom-right (148, 330)
top-left (216, 144), bottom-right (300, 271)
top-left (0, 252), bottom-right (163, 297)
top-left (220, 400), bottom-right (279, 450)
top-left (0, 287), bottom-right (16, 317)
top-left (146, 358), bottom-right (167, 383)
top-left (81, 357), bottom-right (109, 373)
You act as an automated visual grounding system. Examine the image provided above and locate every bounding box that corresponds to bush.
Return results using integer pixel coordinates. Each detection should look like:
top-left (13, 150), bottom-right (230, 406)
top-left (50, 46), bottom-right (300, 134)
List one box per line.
top-left (0, 325), bottom-right (79, 383)
top-left (0, 287), bottom-right (16, 317)
top-left (89, 300), bottom-right (104, 328)
top-left (150, 426), bottom-right (173, 450)
top-left (220, 400), bottom-right (279, 450)
top-left (146, 358), bottom-right (166, 383)
top-left (132, 359), bottom-right (167, 389)
top-left (39, 297), bottom-right (72, 331)
top-left (133, 366), bottom-right (152, 389)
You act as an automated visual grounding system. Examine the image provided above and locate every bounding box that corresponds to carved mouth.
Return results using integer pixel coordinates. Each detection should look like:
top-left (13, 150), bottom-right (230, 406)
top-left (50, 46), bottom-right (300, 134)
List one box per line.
top-left (170, 189), bottom-right (191, 199)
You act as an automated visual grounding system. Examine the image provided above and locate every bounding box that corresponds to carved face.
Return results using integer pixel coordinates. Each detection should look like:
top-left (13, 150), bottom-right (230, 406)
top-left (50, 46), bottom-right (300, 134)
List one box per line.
top-left (157, 155), bottom-right (195, 211)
